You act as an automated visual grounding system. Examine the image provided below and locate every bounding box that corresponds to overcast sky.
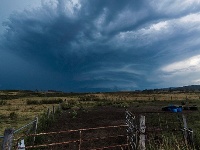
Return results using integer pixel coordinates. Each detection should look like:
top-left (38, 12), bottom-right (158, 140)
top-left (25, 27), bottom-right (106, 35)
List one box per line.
top-left (1, 0), bottom-right (200, 92)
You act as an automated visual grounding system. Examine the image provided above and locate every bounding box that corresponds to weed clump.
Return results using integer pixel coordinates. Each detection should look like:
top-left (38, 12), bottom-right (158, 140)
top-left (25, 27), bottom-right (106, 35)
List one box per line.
top-left (9, 112), bottom-right (18, 120)
top-left (60, 99), bottom-right (80, 110)
top-left (0, 100), bottom-right (6, 105)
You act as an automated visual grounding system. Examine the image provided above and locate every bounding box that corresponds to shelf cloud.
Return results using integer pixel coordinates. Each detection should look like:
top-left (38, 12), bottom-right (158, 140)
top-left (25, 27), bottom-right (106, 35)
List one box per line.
top-left (1, 0), bottom-right (200, 91)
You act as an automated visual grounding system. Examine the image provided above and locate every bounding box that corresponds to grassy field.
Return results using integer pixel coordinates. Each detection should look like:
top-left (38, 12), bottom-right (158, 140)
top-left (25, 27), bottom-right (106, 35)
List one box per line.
top-left (0, 90), bottom-right (200, 148)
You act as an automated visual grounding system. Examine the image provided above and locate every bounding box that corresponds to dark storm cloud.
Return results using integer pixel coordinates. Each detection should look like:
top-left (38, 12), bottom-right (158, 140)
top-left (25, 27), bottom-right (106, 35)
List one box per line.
top-left (1, 0), bottom-right (200, 91)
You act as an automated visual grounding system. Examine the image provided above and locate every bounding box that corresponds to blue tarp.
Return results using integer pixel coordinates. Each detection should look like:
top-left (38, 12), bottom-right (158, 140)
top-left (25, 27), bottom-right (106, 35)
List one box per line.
top-left (162, 105), bottom-right (182, 112)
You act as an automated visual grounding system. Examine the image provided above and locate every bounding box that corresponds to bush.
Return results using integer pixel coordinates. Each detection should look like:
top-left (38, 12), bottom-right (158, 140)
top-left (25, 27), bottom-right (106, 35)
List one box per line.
top-left (40, 99), bottom-right (63, 104)
top-left (79, 95), bottom-right (100, 102)
top-left (181, 101), bottom-right (186, 105)
top-left (0, 100), bottom-right (6, 105)
top-left (9, 112), bottom-right (18, 120)
top-left (71, 110), bottom-right (78, 118)
top-left (61, 103), bottom-right (71, 110)
top-left (27, 99), bottom-right (63, 105)
top-left (26, 100), bottom-right (40, 105)
top-left (113, 102), bottom-right (129, 108)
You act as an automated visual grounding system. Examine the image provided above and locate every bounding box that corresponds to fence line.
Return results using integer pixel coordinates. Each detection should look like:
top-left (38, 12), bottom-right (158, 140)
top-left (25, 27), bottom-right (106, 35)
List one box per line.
top-left (25, 140), bottom-right (80, 149)
top-left (24, 124), bottom-right (127, 137)
top-left (1, 104), bottom-right (61, 150)
top-left (0, 118), bottom-right (38, 139)
top-left (19, 124), bottom-right (127, 149)
top-left (25, 134), bottom-right (127, 149)
top-left (90, 144), bottom-right (129, 150)
top-left (2, 129), bottom-right (14, 150)
top-left (1, 117), bottom-right (38, 150)
top-left (14, 118), bottom-right (38, 134)
top-left (125, 110), bottom-right (194, 149)
top-left (1, 107), bottom-right (196, 150)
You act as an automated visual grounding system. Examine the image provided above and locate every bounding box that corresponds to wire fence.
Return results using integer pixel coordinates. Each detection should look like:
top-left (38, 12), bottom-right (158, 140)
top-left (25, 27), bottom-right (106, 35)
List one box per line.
top-left (1, 117), bottom-right (38, 150)
top-left (125, 110), bottom-right (195, 150)
top-left (1, 104), bottom-right (60, 150)
top-left (16, 125), bottom-right (128, 150)
top-left (1, 108), bottom-right (196, 150)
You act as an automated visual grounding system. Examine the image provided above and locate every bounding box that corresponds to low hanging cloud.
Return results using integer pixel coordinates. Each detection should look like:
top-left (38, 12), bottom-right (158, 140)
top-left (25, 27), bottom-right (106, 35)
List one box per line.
top-left (1, 0), bottom-right (200, 91)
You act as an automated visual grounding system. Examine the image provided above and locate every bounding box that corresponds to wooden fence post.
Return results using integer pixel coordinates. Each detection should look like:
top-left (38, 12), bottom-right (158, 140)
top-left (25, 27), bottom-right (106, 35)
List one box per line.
top-left (182, 115), bottom-right (194, 148)
top-left (33, 117), bottom-right (38, 145)
top-left (188, 128), bottom-right (194, 148)
top-left (182, 114), bottom-right (188, 145)
top-left (53, 106), bottom-right (55, 114)
top-left (139, 115), bottom-right (146, 150)
top-left (2, 128), bottom-right (14, 150)
top-left (47, 108), bottom-right (50, 119)
top-left (58, 103), bottom-right (61, 111)
top-left (79, 131), bottom-right (82, 150)
top-left (53, 106), bottom-right (55, 120)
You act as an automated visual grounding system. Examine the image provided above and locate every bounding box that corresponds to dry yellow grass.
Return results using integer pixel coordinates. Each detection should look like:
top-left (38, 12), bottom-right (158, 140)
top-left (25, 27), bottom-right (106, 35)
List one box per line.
top-left (0, 96), bottom-right (66, 134)
top-left (91, 92), bottom-right (200, 101)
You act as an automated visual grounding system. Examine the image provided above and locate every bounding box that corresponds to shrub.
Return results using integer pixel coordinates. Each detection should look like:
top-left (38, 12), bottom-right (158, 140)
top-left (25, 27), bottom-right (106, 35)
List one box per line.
top-left (0, 100), bottom-right (6, 105)
top-left (27, 99), bottom-right (63, 105)
top-left (79, 95), bottom-right (100, 102)
top-left (113, 102), bottom-right (129, 108)
top-left (61, 103), bottom-right (71, 110)
top-left (181, 101), bottom-right (186, 105)
top-left (71, 110), bottom-right (78, 118)
top-left (9, 112), bottom-right (18, 120)
top-left (26, 100), bottom-right (40, 105)
top-left (40, 99), bottom-right (63, 104)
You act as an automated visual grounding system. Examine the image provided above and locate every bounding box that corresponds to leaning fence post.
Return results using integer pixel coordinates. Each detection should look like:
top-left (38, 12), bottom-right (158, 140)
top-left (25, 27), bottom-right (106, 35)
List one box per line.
top-left (2, 128), bottom-right (14, 150)
top-left (139, 115), bottom-right (146, 150)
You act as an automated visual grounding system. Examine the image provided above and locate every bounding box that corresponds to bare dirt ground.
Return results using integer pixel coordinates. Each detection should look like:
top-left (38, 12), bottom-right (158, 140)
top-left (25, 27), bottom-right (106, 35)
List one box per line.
top-left (36, 107), bottom-right (129, 150)
top-left (48, 104), bottom-right (195, 132)
top-left (40, 105), bottom-right (198, 150)
top-left (50, 106), bottom-right (126, 131)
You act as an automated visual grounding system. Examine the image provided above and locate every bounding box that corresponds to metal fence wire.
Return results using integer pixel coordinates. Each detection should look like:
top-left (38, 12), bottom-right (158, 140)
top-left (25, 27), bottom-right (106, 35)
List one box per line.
top-left (1, 110), bottom-right (195, 150)
top-left (125, 110), bottom-right (195, 150)
top-left (16, 125), bottom-right (128, 150)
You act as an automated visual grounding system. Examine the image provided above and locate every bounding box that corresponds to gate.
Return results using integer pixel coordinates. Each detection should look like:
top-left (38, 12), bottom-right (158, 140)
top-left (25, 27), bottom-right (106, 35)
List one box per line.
top-left (1, 110), bottom-right (195, 150)
top-left (15, 125), bottom-right (128, 150)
